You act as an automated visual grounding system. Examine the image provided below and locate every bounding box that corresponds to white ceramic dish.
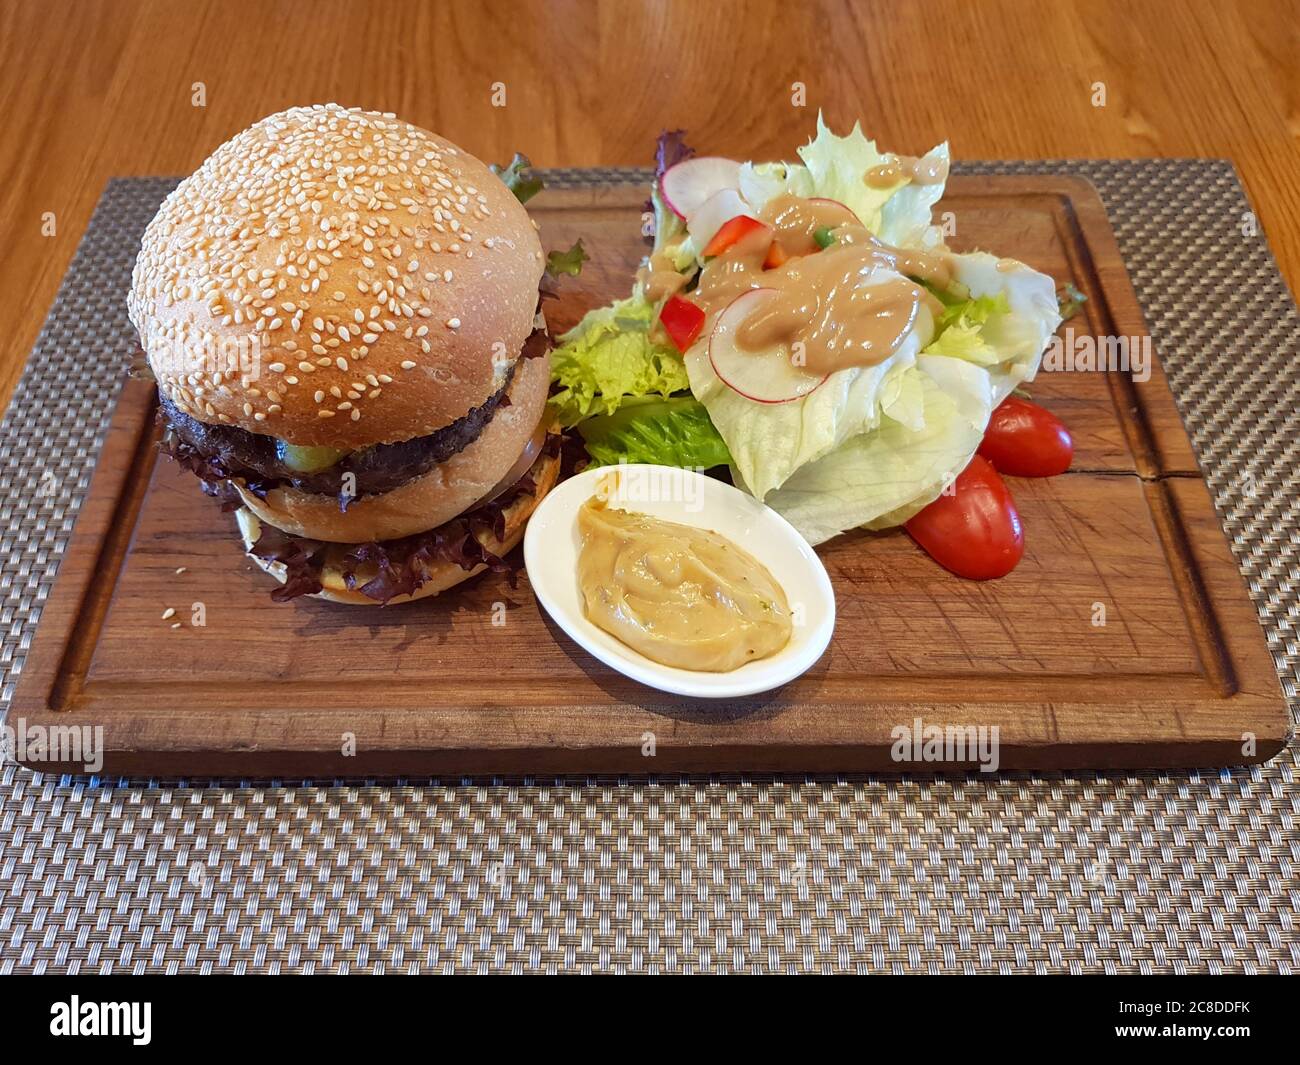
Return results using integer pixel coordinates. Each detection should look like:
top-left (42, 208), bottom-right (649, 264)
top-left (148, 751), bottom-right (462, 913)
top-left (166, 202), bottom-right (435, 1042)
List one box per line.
top-left (523, 464), bottom-right (835, 698)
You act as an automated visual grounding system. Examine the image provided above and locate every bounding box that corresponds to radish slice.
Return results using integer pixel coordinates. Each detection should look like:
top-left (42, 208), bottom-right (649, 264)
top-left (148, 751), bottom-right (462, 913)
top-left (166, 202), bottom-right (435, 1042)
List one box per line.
top-left (709, 289), bottom-right (828, 404)
top-left (806, 197), bottom-right (863, 227)
top-left (686, 188), bottom-right (748, 251)
top-left (661, 156), bottom-right (742, 219)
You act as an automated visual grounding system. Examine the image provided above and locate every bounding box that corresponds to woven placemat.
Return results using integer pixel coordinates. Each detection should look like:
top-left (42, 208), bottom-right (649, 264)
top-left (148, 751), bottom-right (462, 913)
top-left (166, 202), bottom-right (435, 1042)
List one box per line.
top-left (0, 163), bottom-right (1296, 974)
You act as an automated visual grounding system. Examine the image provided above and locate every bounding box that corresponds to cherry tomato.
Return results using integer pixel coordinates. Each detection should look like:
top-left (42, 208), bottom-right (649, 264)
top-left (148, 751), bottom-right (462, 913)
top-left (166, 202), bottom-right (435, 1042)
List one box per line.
top-left (905, 455), bottom-right (1025, 580)
top-left (978, 396), bottom-right (1073, 477)
top-left (658, 295), bottom-right (706, 352)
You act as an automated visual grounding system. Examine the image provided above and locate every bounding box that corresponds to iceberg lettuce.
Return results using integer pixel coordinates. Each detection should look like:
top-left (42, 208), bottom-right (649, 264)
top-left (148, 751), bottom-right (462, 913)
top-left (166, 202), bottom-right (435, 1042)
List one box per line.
top-left (875, 145), bottom-right (950, 249)
top-left (684, 296), bottom-right (929, 500)
top-left (760, 356), bottom-right (995, 543)
top-left (794, 114), bottom-right (900, 232)
top-left (730, 113), bottom-right (949, 248)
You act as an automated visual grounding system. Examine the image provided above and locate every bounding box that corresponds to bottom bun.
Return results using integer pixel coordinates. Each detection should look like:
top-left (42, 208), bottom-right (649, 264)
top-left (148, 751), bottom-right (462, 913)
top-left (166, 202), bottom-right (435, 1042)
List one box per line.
top-left (236, 444), bottom-right (561, 605)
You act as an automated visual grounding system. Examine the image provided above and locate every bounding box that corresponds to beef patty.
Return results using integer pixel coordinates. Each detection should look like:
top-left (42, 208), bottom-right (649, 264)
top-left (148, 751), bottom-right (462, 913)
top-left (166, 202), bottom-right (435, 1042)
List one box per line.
top-left (160, 358), bottom-right (517, 501)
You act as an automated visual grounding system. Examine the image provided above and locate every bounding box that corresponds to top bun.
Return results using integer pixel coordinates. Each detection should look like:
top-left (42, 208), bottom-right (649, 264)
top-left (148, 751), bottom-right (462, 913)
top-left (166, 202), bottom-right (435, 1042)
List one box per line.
top-left (129, 104), bottom-right (545, 449)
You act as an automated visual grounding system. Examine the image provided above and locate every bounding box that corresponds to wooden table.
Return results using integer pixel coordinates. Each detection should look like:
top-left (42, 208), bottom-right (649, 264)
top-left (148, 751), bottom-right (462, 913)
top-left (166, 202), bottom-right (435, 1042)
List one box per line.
top-left (1, 0), bottom-right (1297, 412)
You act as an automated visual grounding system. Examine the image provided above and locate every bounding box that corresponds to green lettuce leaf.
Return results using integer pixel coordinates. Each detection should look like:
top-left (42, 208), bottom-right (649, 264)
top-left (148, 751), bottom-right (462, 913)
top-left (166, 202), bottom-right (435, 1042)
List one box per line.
top-left (917, 255), bottom-right (1062, 392)
top-left (791, 114), bottom-right (948, 246)
top-left (921, 290), bottom-right (1011, 367)
top-left (490, 152), bottom-right (544, 204)
top-left (578, 396), bottom-right (731, 469)
top-left (545, 239), bottom-right (588, 278)
top-left (937, 291), bottom-right (1009, 330)
top-left (548, 295), bottom-right (690, 427)
top-left (649, 185), bottom-right (696, 271)
top-left (923, 320), bottom-right (1000, 365)
top-left (1058, 282), bottom-right (1087, 321)
top-left (875, 143), bottom-right (949, 249)
top-left (942, 252), bottom-right (1063, 402)
top-left (878, 359), bottom-right (927, 430)
top-left (795, 114), bottom-right (897, 233)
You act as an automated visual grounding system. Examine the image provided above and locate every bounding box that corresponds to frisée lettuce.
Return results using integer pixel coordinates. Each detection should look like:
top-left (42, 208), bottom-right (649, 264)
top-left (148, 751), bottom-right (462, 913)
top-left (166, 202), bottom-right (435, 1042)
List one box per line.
top-left (547, 293), bottom-right (732, 470)
top-left (548, 294), bottom-right (692, 426)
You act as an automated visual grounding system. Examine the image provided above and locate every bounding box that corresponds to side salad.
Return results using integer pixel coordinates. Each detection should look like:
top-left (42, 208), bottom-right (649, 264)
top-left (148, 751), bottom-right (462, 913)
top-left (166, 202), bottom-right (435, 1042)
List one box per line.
top-left (548, 117), bottom-right (1073, 575)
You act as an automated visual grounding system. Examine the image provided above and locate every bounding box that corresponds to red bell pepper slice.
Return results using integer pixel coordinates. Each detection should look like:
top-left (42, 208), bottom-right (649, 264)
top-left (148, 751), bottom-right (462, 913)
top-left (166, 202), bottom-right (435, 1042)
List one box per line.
top-left (702, 215), bottom-right (770, 258)
top-left (659, 295), bottom-right (706, 352)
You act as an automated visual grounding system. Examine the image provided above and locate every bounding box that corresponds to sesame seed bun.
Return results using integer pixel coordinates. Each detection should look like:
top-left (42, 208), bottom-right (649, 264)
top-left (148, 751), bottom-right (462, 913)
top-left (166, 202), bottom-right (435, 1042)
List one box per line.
top-left (129, 103), bottom-right (545, 449)
top-left (232, 352), bottom-right (550, 543)
top-left (234, 443), bottom-right (561, 605)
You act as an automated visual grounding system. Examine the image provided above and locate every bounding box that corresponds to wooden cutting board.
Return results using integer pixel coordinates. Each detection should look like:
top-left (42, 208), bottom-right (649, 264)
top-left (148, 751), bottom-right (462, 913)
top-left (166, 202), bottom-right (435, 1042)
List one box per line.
top-left (11, 175), bottom-right (1290, 775)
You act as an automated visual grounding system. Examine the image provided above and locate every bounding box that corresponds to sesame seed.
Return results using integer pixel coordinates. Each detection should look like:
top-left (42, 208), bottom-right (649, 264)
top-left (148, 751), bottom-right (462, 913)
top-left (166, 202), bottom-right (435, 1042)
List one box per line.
top-left (400, 360), bottom-right (417, 370)
top-left (162, 608), bottom-right (176, 620)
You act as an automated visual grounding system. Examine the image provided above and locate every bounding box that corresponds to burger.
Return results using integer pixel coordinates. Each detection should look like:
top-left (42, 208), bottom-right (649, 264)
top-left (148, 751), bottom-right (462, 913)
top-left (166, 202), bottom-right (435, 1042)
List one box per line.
top-left (129, 104), bottom-right (561, 604)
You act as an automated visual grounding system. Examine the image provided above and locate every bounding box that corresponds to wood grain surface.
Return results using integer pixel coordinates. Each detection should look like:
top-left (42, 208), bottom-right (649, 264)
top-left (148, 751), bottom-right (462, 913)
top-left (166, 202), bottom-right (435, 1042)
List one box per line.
top-left (0, 0), bottom-right (1298, 416)
top-left (10, 178), bottom-right (1289, 775)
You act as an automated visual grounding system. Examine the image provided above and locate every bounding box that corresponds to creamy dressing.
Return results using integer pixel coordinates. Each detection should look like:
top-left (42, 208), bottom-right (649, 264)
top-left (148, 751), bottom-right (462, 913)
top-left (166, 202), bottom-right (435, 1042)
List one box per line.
top-left (864, 153), bottom-right (950, 189)
top-left (642, 188), bottom-right (957, 375)
top-left (761, 195), bottom-right (861, 256)
top-left (644, 249), bottom-right (689, 303)
top-left (688, 193), bottom-right (952, 373)
top-left (576, 496), bottom-right (792, 673)
top-left (734, 255), bottom-right (926, 376)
